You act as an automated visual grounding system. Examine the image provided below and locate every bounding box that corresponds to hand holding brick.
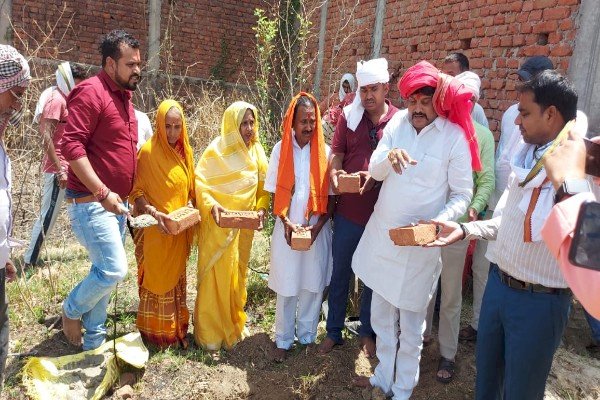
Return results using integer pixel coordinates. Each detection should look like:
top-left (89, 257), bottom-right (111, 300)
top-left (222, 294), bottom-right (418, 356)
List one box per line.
top-left (130, 206), bottom-right (200, 235)
top-left (389, 224), bottom-right (437, 246)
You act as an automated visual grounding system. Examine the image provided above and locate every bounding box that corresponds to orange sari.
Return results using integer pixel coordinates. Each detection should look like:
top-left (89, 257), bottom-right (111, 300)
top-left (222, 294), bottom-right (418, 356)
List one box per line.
top-left (129, 100), bottom-right (195, 348)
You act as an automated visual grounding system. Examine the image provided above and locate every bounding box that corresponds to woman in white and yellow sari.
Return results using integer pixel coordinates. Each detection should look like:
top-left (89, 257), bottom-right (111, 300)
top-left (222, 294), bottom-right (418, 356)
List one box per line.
top-left (194, 101), bottom-right (270, 350)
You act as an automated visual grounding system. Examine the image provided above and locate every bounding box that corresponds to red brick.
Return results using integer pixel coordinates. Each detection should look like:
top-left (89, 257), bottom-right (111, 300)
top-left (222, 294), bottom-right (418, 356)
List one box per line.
top-left (532, 21), bottom-right (559, 34)
top-left (389, 224), bottom-right (437, 246)
top-left (291, 229), bottom-right (312, 251)
top-left (543, 6), bottom-right (571, 20)
top-left (164, 207), bottom-right (201, 235)
top-left (513, 35), bottom-right (526, 46)
top-left (550, 45), bottom-right (572, 57)
top-left (533, 0), bottom-right (558, 8)
top-left (219, 211), bottom-right (261, 230)
top-left (559, 19), bottom-right (574, 30)
top-left (338, 174), bottom-right (361, 193)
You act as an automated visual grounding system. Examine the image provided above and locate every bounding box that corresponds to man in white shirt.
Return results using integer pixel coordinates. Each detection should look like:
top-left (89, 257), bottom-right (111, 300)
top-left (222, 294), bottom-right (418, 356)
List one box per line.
top-left (490, 56), bottom-right (554, 211)
top-left (442, 52), bottom-right (489, 128)
top-left (352, 61), bottom-right (475, 399)
top-left (431, 70), bottom-right (579, 400)
top-left (460, 55), bottom-right (555, 343)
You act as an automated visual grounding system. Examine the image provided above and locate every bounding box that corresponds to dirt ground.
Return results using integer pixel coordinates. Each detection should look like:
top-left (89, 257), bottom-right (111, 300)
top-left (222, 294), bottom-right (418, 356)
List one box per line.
top-left (121, 304), bottom-right (599, 400)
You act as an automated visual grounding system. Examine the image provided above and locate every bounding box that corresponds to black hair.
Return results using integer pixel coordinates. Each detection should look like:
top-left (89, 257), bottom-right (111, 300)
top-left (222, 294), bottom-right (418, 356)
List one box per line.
top-left (518, 70), bottom-right (577, 121)
top-left (99, 29), bottom-right (140, 67)
top-left (292, 95), bottom-right (316, 124)
top-left (412, 86), bottom-right (436, 97)
top-left (70, 63), bottom-right (88, 81)
top-left (444, 52), bottom-right (469, 72)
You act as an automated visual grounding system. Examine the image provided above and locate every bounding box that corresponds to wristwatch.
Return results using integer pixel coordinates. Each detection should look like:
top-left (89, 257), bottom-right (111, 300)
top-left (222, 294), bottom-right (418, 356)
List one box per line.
top-left (553, 178), bottom-right (591, 204)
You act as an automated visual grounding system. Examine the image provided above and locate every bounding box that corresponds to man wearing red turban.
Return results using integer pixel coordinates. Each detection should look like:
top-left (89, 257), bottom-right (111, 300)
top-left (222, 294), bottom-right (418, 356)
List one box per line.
top-left (351, 61), bottom-right (474, 398)
top-left (399, 60), bottom-right (482, 171)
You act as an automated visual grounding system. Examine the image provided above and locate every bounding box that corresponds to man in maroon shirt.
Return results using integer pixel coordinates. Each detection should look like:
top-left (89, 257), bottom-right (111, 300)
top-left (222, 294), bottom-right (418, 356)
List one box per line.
top-left (61, 30), bottom-right (141, 350)
top-left (318, 58), bottom-right (399, 357)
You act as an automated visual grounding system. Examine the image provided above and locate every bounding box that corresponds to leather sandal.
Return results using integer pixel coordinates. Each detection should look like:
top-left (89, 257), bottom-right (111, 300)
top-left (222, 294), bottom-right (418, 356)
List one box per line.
top-left (436, 357), bottom-right (455, 384)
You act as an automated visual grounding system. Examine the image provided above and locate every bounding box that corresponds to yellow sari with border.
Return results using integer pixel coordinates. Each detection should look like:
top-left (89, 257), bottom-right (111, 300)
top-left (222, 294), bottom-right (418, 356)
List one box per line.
top-left (194, 101), bottom-right (270, 350)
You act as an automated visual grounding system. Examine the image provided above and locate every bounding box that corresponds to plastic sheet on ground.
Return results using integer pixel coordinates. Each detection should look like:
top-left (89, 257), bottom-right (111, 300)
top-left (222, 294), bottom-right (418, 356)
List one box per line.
top-left (22, 332), bottom-right (149, 400)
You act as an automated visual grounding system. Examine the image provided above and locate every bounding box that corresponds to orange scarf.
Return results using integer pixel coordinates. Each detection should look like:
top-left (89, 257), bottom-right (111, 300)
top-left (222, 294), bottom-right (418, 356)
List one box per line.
top-left (273, 92), bottom-right (329, 219)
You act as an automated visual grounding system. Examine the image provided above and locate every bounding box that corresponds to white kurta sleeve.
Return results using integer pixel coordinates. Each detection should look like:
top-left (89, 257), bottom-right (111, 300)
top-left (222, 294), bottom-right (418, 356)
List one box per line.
top-left (264, 141), bottom-right (281, 193)
top-left (368, 120), bottom-right (395, 181)
top-left (435, 133), bottom-right (473, 222)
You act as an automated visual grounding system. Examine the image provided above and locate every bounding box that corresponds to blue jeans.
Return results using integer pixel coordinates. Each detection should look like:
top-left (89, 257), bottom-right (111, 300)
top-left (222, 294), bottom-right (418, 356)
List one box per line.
top-left (585, 310), bottom-right (600, 343)
top-left (63, 202), bottom-right (127, 350)
top-left (325, 213), bottom-right (374, 342)
top-left (475, 264), bottom-right (571, 400)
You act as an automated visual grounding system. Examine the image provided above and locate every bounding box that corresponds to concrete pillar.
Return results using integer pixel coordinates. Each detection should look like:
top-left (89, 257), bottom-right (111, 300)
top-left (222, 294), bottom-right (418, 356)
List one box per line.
top-left (0, 0), bottom-right (12, 45)
top-left (148, 0), bottom-right (161, 73)
top-left (371, 0), bottom-right (386, 59)
top-left (313, 0), bottom-right (328, 98)
top-left (568, 0), bottom-right (600, 135)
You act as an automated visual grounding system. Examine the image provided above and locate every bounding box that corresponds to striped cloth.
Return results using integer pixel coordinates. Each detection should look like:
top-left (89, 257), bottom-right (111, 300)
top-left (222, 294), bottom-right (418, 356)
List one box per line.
top-left (0, 45), bottom-right (30, 92)
top-left (135, 228), bottom-right (189, 349)
top-left (464, 172), bottom-right (565, 288)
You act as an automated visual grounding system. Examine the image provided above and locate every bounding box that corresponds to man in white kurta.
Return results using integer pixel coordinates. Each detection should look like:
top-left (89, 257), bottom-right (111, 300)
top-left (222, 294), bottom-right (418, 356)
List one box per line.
top-left (265, 135), bottom-right (333, 351)
top-left (265, 94), bottom-right (334, 361)
top-left (352, 61), bottom-right (475, 399)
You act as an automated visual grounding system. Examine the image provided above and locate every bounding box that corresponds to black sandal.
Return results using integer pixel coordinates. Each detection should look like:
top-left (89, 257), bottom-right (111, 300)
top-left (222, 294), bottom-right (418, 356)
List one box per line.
top-left (436, 357), bottom-right (455, 384)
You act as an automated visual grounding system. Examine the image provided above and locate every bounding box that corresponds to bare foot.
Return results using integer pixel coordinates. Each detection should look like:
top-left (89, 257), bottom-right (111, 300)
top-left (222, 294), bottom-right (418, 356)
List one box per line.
top-left (360, 336), bottom-right (376, 358)
top-left (423, 334), bottom-right (434, 347)
top-left (180, 337), bottom-right (189, 350)
top-left (272, 347), bottom-right (286, 363)
top-left (61, 310), bottom-right (82, 346)
top-left (352, 375), bottom-right (372, 388)
top-left (317, 337), bottom-right (341, 355)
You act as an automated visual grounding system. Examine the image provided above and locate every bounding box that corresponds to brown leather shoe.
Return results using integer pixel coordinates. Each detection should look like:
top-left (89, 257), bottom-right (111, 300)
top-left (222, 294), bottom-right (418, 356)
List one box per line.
top-left (458, 325), bottom-right (477, 342)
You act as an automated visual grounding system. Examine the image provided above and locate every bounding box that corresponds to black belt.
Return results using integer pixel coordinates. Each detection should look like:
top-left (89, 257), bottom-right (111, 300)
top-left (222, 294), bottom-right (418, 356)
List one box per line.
top-left (497, 269), bottom-right (571, 295)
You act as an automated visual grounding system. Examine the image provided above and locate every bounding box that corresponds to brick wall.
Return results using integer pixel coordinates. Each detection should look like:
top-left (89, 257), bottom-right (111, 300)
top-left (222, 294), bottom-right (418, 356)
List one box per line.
top-left (9, 0), bottom-right (266, 83)
top-left (11, 0), bottom-right (149, 65)
top-left (158, 0), bottom-right (265, 80)
top-left (313, 0), bottom-right (581, 137)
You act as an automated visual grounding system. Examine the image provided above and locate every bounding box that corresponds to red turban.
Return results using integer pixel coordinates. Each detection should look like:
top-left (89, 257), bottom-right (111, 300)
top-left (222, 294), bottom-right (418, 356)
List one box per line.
top-left (398, 61), bottom-right (482, 171)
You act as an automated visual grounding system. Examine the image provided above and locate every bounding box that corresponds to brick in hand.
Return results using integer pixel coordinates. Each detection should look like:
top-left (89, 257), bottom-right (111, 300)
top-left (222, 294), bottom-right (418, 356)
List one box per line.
top-left (291, 229), bottom-right (312, 251)
top-left (164, 207), bottom-right (201, 234)
top-left (389, 224), bottom-right (437, 246)
top-left (338, 174), bottom-right (361, 193)
top-left (219, 210), bottom-right (261, 230)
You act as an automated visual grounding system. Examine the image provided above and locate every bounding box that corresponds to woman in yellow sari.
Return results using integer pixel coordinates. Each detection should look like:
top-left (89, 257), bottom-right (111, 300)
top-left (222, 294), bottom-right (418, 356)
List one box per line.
top-left (194, 101), bottom-right (270, 350)
top-left (130, 99), bottom-right (195, 349)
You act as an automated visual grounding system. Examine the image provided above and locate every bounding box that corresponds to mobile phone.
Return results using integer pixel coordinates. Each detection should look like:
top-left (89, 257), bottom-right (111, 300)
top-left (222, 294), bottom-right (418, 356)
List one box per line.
top-left (569, 201), bottom-right (600, 271)
top-left (584, 138), bottom-right (600, 177)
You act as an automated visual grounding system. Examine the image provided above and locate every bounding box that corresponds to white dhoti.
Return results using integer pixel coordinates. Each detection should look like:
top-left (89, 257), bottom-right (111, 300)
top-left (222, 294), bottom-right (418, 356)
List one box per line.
top-left (425, 240), bottom-right (470, 360)
top-left (274, 290), bottom-right (323, 350)
top-left (369, 291), bottom-right (428, 399)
